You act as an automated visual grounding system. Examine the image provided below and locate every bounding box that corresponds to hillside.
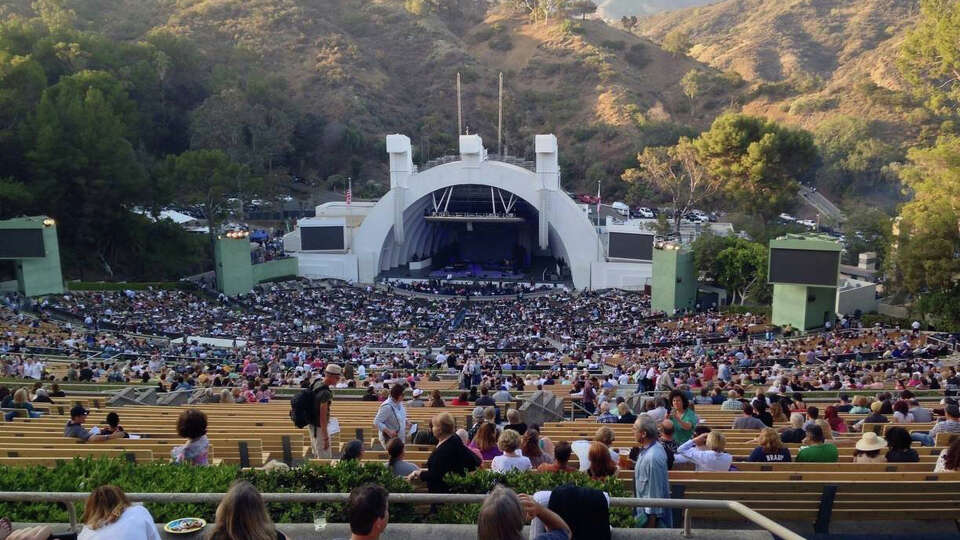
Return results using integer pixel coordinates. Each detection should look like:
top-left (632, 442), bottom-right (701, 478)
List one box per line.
top-left (596, 0), bottom-right (715, 20)
top-left (639, 0), bottom-right (925, 140)
top-left (636, 0), bottom-right (934, 207)
top-left (0, 0), bottom-right (740, 197)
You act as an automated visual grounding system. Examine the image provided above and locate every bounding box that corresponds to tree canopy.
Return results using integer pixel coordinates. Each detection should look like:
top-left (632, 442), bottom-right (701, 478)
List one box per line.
top-left (695, 113), bottom-right (818, 231)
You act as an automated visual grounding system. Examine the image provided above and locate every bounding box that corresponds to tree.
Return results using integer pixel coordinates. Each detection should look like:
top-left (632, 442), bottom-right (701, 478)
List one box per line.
top-left (714, 239), bottom-right (768, 305)
top-left (890, 134), bottom-right (960, 296)
top-left (662, 29), bottom-right (691, 57)
top-left (570, 0), bottom-right (597, 20)
top-left (160, 149), bottom-right (255, 256)
top-left (622, 137), bottom-right (722, 236)
top-left (27, 71), bottom-right (146, 276)
top-left (695, 113), bottom-right (818, 233)
top-left (621, 16), bottom-right (638, 32)
top-left (680, 69), bottom-right (716, 114)
top-left (813, 116), bottom-right (901, 196)
top-left (0, 177), bottom-right (32, 218)
top-left (898, 0), bottom-right (960, 114)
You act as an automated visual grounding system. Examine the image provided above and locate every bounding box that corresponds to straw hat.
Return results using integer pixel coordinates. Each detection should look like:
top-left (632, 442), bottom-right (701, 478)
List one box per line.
top-left (855, 432), bottom-right (887, 452)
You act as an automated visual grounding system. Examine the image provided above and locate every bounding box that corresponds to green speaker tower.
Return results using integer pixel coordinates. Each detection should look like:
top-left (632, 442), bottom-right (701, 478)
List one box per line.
top-left (768, 234), bottom-right (841, 331)
top-left (652, 242), bottom-right (697, 315)
top-left (0, 216), bottom-right (64, 297)
top-left (214, 232), bottom-right (254, 297)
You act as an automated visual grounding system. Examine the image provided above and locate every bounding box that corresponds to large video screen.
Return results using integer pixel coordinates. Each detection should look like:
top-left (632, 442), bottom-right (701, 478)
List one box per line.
top-left (301, 226), bottom-right (344, 251)
top-left (768, 248), bottom-right (839, 286)
top-left (0, 228), bottom-right (45, 258)
top-left (608, 232), bottom-right (653, 260)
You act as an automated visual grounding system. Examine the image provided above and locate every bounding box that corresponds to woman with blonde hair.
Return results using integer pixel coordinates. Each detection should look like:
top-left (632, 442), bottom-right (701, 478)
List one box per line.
top-left (10, 388), bottom-right (41, 418)
top-left (850, 395), bottom-right (871, 414)
top-left (206, 480), bottom-right (286, 540)
top-left (78, 485), bottom-right (160, 540)
top-left (677, 431), bottom-right (733, 471)
top-left (815, 419), bottom-right (835, 443)
top-left (748, 427), bottom-right (792, 462)
top-left (491, 429), bottom-right (532, 472)
top-left (769, 402), bottom-right (788, 423)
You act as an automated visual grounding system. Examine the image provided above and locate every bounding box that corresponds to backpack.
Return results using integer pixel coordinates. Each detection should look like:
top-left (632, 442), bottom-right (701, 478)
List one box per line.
top-left (290, 382), bottom-right (329, 428)
top-left (289, 388), bottom-right (316, 428)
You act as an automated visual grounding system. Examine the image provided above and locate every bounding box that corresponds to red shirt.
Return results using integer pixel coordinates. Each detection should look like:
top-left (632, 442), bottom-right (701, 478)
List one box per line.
top-left (703, 365), bottom-right (716, 382)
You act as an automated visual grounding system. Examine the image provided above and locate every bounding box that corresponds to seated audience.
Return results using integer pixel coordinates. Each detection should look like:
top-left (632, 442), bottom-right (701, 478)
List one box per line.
top-left (341, 439), bottom-right (365, 462)
top-left (538, 441), bottom-right (574, 473)
top-left (853, 432), bottom-right (887, 464)
top-left (616, 403), bottom-right (637, 424)
top-left (595, 402), bottom-right (618, 424)
top-left (207, 480), bottom-right (287, 540)
top-left (386, 438), bottom-right (419, 477)
top-left (407, 413), bottom-right (481, 492)
top-left (586, 441), bottom-right (618, 480)
top-left (732, 403), bottom-right (766, 430)
top-left (521, 429), bottom-right (554, 469)
top-left (171, 409), bottom-right (209, 465)
top-left (469, 422), bottom-right (503, 461)
top-left (884, 427), bottom-right (919, 463)
top-left (503, 409), bottom-right (527, 435)
top-left (748, 427), bottom-right (792, 463)
top-left (780, 413), bottom-right (806, 443)
top-left (823, 406), bottom-right (847, 434)
top-left (935, 437), bottom-right (960, 472)
top-left (796, 425), bottom-right (839, 463)
top-left (78, 485), bottom-right (161, 540)
top-left (64, 406), bottom-right (124, 442)
top-left (478, 486), bottom-right (570, 540)
top-left (344, 483), bottom-right (389, 540)
top-left (491, 429), bottom-right (532, 473)
top-left (572, 427), bottom-right (618, 472)
top-left (677, 432), bottom-right (732, 471)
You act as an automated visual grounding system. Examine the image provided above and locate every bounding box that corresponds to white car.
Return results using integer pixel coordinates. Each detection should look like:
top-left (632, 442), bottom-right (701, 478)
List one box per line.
top-left (798, 219), bottom-right (817, 229)
top-left (636, 207), bottom-right (655, 219)
top-left (779, 213), bottom-right (797, 222)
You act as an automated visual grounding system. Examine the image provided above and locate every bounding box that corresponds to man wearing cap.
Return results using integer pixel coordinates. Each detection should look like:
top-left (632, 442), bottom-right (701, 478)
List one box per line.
top-left (64, 406), bottom-right (124, 441)
top-left (408, 388), bottom-right (425, 407)
top-left (310, 364), bottom-right (341, 458)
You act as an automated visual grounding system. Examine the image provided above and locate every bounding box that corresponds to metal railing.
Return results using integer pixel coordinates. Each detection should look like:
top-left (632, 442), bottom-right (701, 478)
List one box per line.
top-left (0, 491), bottom-right (803, 540)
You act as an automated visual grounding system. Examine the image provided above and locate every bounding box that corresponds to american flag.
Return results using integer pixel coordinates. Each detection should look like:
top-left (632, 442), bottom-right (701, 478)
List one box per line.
top-left (346, 179), bottom-right (352, 206)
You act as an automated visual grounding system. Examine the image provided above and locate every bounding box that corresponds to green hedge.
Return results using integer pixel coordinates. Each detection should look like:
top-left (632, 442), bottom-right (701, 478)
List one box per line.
top-left (0, 459), bottom-right (633, 525)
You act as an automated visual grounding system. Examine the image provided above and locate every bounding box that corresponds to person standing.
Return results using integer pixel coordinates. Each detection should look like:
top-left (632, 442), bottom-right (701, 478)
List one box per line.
top-left (632, 414), bottom-right (673, 528)
top-left (310, 364), bottom-right (341, 458)
top-left (375, 384), bottom-right (410, 449)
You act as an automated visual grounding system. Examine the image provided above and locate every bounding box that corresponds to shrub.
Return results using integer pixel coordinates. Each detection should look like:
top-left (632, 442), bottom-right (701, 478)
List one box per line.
top-left (788, 95), bottom-right (838, 114)
top-left (625, 43), bottom-right (649, 69)
top-left (0, 459), bottom-right (637, 526)
top-left (489, 34), bottom-right (513, 51)
top-left (600, 40), bottom-right (625, 51)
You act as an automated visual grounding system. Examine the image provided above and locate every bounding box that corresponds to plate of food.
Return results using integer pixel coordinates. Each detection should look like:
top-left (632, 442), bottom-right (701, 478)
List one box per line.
top-left (164, 517), bottom-right (206, 534)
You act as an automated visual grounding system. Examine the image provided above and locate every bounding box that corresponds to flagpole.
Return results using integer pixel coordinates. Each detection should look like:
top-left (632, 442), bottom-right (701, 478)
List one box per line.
top-left (347, 177), bottom-right (352, 253)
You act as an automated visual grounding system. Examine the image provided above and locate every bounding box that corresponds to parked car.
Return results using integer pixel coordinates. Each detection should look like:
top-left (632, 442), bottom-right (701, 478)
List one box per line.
top-left (635, 207), bottom-right (655, 219)
top-left (779, 213), bottom-right (797, 222)
top-left (578, 194), bottom-right (599, 204)
top-left (797, 219), bottom-right (817, 229)
top-left (611, 201), bottom-right (630, 216)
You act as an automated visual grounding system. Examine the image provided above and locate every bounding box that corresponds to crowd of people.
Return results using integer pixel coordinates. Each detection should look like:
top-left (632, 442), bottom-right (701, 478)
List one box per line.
top-left (384, 279), bottom-right (549, 297)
